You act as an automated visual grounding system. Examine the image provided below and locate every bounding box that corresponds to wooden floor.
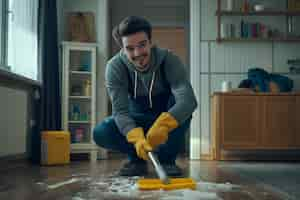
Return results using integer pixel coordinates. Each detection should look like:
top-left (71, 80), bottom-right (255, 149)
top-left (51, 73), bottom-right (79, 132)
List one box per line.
top-left (0, 157), bottom-right (297, 200)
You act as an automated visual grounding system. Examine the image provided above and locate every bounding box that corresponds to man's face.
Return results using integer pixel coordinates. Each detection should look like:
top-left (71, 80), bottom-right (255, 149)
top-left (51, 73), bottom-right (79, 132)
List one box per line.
top-left (121, 31), bottom-right (152, 69)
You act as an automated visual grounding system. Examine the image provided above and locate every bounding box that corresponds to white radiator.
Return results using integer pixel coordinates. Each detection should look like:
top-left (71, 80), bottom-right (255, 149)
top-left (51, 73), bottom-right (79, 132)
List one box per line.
top-left (0, 86), bottom-right (27, 157)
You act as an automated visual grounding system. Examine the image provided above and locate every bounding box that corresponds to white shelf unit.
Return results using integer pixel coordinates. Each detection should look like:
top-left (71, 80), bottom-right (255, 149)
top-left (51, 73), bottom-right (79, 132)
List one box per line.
top-left (61, 41), bottom-right (98, 161)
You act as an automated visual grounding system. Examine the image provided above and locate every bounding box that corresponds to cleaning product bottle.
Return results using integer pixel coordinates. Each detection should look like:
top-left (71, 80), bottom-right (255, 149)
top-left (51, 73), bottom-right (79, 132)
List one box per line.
top-left (75, 127), bottom-right (84, 143)
top-left (84, 80), bottom-right (91, 96)
top-left (72, 104), bottom-right (80, 121)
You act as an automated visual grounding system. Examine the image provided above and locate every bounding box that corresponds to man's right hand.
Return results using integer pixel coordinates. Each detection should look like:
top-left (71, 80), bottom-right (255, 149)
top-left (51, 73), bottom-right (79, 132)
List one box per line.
top-left (126, 127), bottom-right (152, 160)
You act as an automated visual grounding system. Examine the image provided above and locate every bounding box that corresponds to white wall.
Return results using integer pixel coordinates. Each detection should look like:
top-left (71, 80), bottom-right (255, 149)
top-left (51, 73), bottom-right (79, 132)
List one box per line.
top-left (110, 0), bottom-right (188, 27)
top-left (190, 0), bottom-right (300, 158)
top-left (190, 0), bottom-right (201, 159)
top-left (0, 86), bottom-right (27, 157)
top-left (0, 1), bottom-right (3, 63)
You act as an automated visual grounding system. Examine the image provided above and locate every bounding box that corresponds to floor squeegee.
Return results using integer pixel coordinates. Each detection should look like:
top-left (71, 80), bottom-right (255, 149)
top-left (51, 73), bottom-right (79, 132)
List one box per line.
top-left (137, 152), bottom-right (197, 190)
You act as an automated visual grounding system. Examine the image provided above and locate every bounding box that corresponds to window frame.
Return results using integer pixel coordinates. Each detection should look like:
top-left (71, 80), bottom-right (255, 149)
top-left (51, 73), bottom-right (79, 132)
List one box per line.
top-left (1, 0), bottom-right (8, 68)
top-left (0, 0), bottom-right (41, 87)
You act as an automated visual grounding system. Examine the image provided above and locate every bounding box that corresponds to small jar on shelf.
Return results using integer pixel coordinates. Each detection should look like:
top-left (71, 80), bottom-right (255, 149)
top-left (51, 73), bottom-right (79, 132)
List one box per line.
top-left (225, 0), bottom-right (234, 11)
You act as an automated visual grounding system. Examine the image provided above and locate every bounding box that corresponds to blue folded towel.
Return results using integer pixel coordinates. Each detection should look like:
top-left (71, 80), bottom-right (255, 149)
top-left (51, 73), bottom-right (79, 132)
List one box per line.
top-left (238, 68), bottom-right (293, 92)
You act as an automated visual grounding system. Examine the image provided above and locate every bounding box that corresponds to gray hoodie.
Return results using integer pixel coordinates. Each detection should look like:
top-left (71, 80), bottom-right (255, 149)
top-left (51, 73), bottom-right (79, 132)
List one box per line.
top-left (105, 46), bottom-right (197, 136)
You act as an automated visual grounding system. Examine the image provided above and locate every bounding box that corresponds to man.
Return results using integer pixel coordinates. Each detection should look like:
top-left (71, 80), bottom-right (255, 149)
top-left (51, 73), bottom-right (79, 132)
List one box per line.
top-left (93, 16), bottom-right (197, 177)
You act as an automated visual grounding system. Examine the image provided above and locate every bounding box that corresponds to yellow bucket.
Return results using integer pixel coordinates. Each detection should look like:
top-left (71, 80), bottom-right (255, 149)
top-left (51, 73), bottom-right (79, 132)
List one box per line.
top-left (41, 131), bottom-right (70, 165)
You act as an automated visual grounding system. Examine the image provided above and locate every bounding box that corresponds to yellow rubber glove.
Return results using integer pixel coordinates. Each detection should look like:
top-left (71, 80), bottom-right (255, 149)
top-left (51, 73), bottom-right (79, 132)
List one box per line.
top-left (126, 127), bottom-right (152, 160)
top-left (146, 112), bottom-right (179, 149)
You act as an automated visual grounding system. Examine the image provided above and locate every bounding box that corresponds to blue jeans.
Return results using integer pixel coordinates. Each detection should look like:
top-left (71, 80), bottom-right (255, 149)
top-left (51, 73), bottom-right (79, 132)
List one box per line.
top-left (93, 115), bottom-right (191, 163)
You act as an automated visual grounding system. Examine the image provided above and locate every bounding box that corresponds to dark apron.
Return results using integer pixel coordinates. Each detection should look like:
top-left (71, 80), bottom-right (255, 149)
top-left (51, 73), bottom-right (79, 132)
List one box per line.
top-left (126, 64), bottom-right (175, 129)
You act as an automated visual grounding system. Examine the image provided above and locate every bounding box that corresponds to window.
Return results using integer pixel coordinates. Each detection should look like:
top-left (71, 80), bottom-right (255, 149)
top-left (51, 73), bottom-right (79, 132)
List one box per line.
top-left (1, 0), bottom-right (39, 81)
top-left (0, 1), bottom-right (7, 68)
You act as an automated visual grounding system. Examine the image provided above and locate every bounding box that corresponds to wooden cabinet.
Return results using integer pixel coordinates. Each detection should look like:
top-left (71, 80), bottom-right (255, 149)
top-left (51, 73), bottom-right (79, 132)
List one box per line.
top-left (295, 97), bottom-right (300, 146)
top-left (262, 96), bottom-right (296, 148)
top-left (212, 92), bottom-right (300, 160)
top-left (221, 95), bottom-right (260, 148)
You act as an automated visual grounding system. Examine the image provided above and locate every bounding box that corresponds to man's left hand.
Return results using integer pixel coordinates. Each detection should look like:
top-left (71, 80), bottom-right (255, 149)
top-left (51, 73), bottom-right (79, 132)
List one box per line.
top-left (146, 112), bottom-right (179, 149)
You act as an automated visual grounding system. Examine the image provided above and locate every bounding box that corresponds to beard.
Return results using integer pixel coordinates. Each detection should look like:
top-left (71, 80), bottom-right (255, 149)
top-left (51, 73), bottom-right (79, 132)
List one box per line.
top-left (132, 54), bottom-right (148, 68)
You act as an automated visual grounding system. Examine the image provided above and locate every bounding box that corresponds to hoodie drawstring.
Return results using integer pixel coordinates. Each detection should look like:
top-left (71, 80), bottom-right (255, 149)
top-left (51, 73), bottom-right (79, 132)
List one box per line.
top-left (134, 70), bottom-right (137, 99)
top-left (149, 71), bottom-right (156, 108)
top-left (133, 70), bottom-right (156, 108)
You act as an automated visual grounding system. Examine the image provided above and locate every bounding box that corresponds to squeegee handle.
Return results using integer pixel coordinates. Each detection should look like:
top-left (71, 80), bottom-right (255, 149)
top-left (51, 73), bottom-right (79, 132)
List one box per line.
top-left (148, 151), bottom-right (170, 184)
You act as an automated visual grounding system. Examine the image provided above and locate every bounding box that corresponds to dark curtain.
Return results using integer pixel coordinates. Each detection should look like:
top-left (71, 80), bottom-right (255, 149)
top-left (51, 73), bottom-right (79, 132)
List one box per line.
top-left (31, 0), bottom-right (61, 163)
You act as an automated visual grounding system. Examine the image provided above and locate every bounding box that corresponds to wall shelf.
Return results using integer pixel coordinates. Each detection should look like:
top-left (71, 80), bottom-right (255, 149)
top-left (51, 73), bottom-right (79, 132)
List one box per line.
top-left (216, 0), bottom-right (300, 42)
top-left (216, 10), bottom-right (300, 16)
top-left (69, 121), bottom-right (91, 124)
top-left (218, 37), bottom-right (300, 42)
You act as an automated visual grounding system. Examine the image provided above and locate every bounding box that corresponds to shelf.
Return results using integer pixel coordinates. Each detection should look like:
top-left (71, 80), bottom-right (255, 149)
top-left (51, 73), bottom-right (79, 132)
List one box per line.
top-left (217, 37), bottom-right (300, 42)
top-left (69, 120), bottom-right (91, 124)
top-left (72, 143), bottom-right (91, 146)
top-left (71, 143), bottom-right (98, 151)
top-left (62, 41), bottom-right (98, 47)
top-left (216, 0), bottom-right (300, 43)
top-left (216, 10), bottom-right (300, 16)
top-left (70, 70), bottom-right (91, 75)
top-left (69, 96), bottom-right (91, 99)
top-left (62, 41), bottom-right (100, 161)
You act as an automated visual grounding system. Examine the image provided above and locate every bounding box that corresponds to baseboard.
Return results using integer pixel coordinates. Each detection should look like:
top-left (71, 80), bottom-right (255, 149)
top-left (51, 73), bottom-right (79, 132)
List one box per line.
top-left (200, 153), bottom-right (214, 160)
top-left (219, 150), bottom-right (300, 161)
top-left (106, 150), bottom-right (126, 159)
top-left (0, 153), bottom-right (28, 171)
top-left (0, 153), bottom-right (28, 161)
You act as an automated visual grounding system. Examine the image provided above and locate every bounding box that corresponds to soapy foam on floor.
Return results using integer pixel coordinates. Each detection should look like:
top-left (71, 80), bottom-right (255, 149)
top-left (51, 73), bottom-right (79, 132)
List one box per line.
top-left (196, 181), bottom-right (236, 192)
top-left (78, 175), bottom-right (238, 199)
top-left (47, 178), bottom-right (80, 189)
top-left (38, 173), bottom-right (239, 200)
top-left (159, 190), bottom-right (221, 200)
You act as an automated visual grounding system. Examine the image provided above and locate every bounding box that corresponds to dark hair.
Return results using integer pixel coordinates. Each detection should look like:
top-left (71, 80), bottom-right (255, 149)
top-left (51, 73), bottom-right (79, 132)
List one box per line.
top-left (112, 16), bottom-right (152, 47)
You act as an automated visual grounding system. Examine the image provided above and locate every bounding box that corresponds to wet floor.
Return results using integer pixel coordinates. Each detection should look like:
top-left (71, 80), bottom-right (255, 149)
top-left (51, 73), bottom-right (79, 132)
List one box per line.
top-left (0, 158), bottom-right (296, 200)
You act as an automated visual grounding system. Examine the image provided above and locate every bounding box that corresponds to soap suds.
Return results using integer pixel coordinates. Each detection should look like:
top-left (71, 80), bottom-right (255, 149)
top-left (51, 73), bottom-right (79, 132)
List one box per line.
top-left (38, 173), bottom-right (240, 200)
top-left (47, 178), bottom-right (80, 189)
